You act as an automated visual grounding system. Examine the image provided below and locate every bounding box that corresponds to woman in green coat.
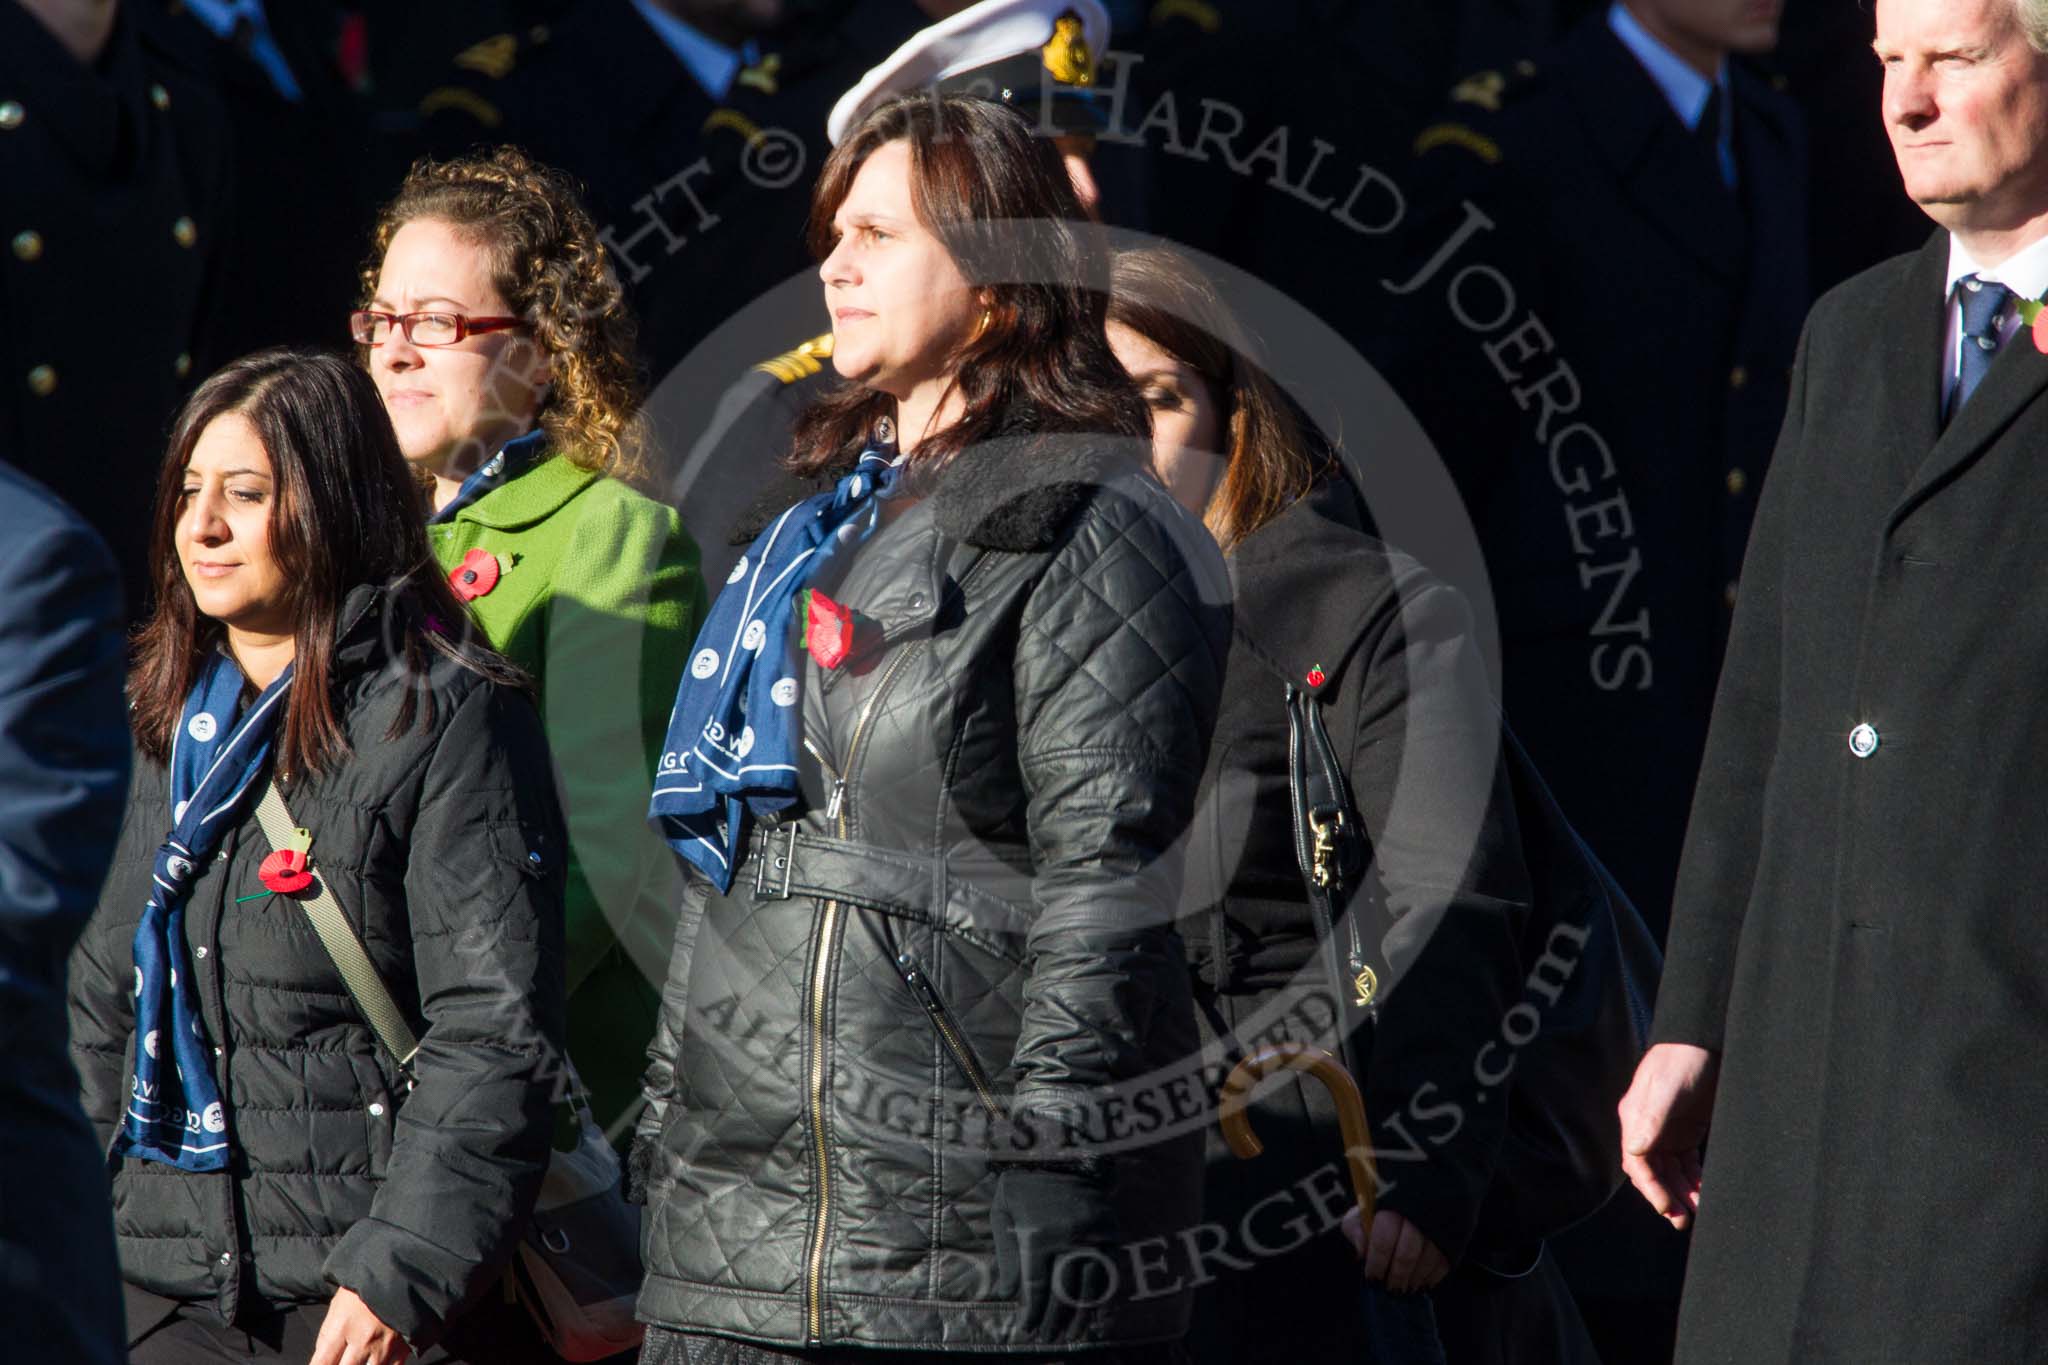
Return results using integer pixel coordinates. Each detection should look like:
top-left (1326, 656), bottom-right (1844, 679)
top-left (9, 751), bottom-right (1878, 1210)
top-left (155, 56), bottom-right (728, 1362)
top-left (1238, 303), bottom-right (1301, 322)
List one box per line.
top-left (355, 147), bottom-right (707, 1136)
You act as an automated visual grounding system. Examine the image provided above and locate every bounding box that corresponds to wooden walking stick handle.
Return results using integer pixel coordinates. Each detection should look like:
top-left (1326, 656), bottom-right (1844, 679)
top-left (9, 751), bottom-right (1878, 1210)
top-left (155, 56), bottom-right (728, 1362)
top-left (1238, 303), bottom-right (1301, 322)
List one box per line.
top-left (1219, 1043), bottom-right (1379, 1218)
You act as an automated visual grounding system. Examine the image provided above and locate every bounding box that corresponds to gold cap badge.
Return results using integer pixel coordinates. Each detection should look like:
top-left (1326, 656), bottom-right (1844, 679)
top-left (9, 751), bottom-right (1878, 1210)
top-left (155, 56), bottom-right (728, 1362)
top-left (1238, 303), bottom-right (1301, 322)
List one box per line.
top-left (1042, 12), bottom-right (1095, 87)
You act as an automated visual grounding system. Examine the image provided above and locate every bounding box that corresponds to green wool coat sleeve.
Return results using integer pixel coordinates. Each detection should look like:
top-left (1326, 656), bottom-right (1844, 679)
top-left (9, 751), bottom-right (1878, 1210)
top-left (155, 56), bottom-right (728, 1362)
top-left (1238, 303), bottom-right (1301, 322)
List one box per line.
top-left (534, 489), bottom-right (705, 998)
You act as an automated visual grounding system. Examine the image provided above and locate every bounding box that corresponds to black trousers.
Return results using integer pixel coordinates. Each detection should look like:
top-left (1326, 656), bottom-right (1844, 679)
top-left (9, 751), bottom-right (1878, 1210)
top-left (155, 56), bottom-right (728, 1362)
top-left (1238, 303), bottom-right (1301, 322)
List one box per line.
top-left (122, 1284), bottom-right (588, 1364)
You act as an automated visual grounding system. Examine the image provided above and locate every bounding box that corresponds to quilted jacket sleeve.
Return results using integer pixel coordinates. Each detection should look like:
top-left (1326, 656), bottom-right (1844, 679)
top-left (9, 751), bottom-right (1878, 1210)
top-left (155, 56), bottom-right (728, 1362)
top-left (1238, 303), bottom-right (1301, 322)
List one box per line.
top-left (626, 869), bottom-right (711, 1206)
top-left (322, 680), bottom-right (568, 1349)
top-left (1004, 478), bottom-right (1229, 1150)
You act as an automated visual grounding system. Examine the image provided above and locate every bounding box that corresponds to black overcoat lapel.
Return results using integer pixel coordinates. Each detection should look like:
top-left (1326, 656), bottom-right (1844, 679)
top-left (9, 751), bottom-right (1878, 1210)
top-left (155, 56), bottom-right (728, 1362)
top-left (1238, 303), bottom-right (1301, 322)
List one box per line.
top-left (1890, 236), bottom-right (2048, 527)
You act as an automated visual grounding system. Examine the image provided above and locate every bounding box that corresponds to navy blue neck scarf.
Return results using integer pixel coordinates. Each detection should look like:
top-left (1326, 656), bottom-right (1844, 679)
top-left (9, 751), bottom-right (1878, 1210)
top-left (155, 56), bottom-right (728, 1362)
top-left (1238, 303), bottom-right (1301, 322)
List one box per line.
top-left (117, 652), bottom-right (294, 1170)
top-left (428, 428), bottom-right (548, 525)
top-left (651, 439), bottom-right (905, 889)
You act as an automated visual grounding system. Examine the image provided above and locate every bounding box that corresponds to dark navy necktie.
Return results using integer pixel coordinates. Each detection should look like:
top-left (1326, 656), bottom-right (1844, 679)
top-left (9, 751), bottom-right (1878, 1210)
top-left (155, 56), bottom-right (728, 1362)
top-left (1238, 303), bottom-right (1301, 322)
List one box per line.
top-left (1950, 274), bottom-right (2015, 423)
top-left (1696, 85), bottom-right (1736, 189)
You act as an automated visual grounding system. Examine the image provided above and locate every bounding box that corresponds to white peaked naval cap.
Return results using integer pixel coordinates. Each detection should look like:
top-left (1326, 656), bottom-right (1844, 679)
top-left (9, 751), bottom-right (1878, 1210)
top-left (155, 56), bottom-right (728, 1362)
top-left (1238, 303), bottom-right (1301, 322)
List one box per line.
top-left (825, 0), bottom-right (1112, 146)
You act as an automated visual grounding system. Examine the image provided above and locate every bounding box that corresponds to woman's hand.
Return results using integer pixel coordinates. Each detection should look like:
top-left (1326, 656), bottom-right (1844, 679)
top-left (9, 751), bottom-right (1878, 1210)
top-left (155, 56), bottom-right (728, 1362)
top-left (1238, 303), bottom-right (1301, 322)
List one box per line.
top-left (1342, 1206), bottom-right (1451, 1294)
top-left (309, 1286), bottom-right (410, 1365)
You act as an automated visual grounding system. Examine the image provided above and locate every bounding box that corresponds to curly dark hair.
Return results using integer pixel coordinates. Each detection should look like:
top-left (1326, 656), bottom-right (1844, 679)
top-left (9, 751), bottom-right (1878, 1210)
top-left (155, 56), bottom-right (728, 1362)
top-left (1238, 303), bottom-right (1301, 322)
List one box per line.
top-left (363, 147), bottom-right (646, 481)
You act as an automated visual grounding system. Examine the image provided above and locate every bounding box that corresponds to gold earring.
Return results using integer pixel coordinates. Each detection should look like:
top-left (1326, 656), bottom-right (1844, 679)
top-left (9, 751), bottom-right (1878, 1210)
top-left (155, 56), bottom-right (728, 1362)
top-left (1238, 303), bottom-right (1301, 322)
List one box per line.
top-left (974, 308), bottom-right (994, 341)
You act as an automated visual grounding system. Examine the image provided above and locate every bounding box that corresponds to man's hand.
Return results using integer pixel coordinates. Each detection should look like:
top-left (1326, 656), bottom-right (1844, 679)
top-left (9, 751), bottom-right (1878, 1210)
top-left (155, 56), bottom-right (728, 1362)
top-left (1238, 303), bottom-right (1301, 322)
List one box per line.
top-left (1619, 1041), bottom-right (1720, 1230)
top-left (309, 1286), bottom-right (410, 1365)
top-left (1341, 1206), bottom-right (1451, 1294)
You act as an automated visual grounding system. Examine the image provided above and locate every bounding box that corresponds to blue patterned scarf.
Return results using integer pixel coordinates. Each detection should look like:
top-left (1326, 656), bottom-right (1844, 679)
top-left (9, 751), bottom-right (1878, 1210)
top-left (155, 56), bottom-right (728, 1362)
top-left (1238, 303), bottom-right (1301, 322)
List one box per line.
top-left (428, 428), bottom-right (548, 525)
top-left (651, 440), bottom-right (905, 890)
top-left (117, 653), bottom-right (294, 1170)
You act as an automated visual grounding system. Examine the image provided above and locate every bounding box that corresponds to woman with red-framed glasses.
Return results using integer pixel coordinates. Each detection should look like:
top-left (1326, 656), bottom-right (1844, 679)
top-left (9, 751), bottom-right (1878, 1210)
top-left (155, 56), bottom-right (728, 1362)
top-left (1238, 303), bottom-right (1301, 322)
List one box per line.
top-left (356, 148), bottom-right (707, 1176)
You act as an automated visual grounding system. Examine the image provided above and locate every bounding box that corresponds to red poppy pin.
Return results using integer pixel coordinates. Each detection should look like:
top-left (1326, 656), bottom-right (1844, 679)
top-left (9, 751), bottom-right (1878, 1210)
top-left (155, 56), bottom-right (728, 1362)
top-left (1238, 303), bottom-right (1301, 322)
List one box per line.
top-left (2025, 299), bottom-right (2048, 355)
top-left (1306, 665), bottom-right (1328, 688)
top-left (803, 589), bottom-right (855, 670)
top-left (449, 549), bottom-right (514, 602)
top-left (257, 848), bottom-right (315, 896)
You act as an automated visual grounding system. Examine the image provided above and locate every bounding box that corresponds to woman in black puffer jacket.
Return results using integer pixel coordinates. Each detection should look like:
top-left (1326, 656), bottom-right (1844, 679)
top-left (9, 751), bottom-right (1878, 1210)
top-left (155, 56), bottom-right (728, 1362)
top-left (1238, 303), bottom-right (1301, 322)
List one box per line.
top-left (633, 95), bottom-right (1229, 1364)
top-left (68, 350), bottom-right (567, 1363)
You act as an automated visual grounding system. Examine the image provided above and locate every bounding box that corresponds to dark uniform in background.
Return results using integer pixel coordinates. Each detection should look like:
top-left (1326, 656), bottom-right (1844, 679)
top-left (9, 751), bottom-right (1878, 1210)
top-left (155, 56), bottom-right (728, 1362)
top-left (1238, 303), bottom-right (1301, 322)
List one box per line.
top-left (423, 0), bottom-right (931, 386)
top-left (144, 0), bottom-right (380, 359)
top-left (1373, 18), bottom-right (1809, 1363)
top-left (666, 329), bottom-right (836, 586)
top-left (1764, 0), bottom-right (1931, 294)
top-left (1127, 0), bottom-right (1453, 361)
top-left (0, 2), bottom-right (230, 616)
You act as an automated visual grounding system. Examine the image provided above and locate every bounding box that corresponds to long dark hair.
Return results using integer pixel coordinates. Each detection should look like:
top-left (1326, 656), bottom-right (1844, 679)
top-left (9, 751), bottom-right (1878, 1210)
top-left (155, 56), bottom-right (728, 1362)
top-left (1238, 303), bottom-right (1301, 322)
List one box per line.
top-left (1107, 246), bottom-right (1333, 552)
top-left (130, 348), bottom-right (519, 777)
top-left (788, 93), bottom-right (1147, 482)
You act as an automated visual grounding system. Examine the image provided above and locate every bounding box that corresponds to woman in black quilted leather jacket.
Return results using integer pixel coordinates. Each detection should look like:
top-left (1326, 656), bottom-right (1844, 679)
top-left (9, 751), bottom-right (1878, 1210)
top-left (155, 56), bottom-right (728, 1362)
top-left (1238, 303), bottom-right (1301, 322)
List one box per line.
top-left (631, 95), bottom-right (1229, 1364)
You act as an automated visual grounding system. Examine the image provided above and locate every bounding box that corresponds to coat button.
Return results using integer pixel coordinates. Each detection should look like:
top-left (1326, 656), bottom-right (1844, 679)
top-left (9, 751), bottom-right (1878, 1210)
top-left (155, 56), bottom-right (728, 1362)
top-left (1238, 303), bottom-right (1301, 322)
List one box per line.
top-left (1725, 467), bottom-right (1747, 496)
top-left (1849, 723), bottom-right (1880, 759)
top-left (1729, 365), bottom-right (1748, 390)
top-left (174, 352), bottom-right (192, 378)
top-left (11, 230), bottom-right (42, 261)
top-left (368, 1102), bottom-right (385, 1117)
top-left (25, 365), bottom-right (55, 397)
top-left (0, 102), bottom-right (22, 131)
top-left (1724, 580), bottom-right (1738, 609)
top-left (172, 216), bottom-right (197, 248)
top-left (150, 83), bottom-right (170, 111)
top-left (193, 945), bottom-right (208, 959)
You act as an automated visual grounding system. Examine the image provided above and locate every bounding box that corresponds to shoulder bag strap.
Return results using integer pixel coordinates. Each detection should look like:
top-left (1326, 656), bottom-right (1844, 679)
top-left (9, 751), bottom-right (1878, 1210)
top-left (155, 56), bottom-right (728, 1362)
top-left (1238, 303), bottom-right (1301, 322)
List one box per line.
top-left (254, 781), bottom-right (420, 1075)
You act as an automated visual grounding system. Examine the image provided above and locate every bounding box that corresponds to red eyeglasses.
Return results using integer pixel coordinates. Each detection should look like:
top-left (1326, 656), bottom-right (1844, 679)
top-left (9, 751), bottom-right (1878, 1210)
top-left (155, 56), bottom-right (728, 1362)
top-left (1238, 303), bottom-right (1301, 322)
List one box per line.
top-left (349, 310), bottom-right (529, 347)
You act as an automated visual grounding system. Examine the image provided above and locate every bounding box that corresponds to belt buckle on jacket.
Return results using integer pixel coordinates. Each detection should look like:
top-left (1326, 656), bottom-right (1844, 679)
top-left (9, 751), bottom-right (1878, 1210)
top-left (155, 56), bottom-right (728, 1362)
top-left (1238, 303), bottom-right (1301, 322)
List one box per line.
top-left (755, 824), bottom-right (798, 900)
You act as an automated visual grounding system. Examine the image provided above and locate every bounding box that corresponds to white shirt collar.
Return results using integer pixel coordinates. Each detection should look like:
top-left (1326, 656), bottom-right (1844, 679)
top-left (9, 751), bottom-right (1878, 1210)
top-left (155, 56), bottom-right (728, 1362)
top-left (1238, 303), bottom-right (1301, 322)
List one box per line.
top-left (1945, 232), bottom-right (2048, 304)
top-left (1607, 1), bottom-right (1727, 130)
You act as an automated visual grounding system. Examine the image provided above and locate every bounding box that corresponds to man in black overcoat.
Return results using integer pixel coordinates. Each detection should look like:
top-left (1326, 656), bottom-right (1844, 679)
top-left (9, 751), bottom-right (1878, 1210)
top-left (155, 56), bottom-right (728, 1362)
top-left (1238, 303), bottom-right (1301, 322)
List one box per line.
top-left (1620, 1), bottom-right (2048, 1359)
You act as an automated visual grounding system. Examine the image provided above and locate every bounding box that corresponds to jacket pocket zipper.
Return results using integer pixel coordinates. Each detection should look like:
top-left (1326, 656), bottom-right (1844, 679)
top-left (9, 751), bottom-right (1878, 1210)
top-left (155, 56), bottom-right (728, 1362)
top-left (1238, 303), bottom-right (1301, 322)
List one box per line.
top-left (800, 640), bottom-right (920, 1344)
top-left (897, 952), bottom-right (1004, 1121)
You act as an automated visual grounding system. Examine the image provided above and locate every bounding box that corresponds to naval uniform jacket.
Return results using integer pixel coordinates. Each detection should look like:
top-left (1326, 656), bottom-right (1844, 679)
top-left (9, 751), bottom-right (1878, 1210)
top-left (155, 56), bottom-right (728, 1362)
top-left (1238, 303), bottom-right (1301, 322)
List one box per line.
top-left (1655, 229), bottom-right (2048, 1362)
top-left (1377, 14), bottom-right (1809, 939)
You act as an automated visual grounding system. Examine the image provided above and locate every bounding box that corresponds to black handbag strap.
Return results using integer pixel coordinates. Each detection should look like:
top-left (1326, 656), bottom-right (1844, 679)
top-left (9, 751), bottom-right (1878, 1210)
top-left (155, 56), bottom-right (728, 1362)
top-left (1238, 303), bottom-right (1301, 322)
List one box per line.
top-left (1284, 683), bottom-right (1374, 1080)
